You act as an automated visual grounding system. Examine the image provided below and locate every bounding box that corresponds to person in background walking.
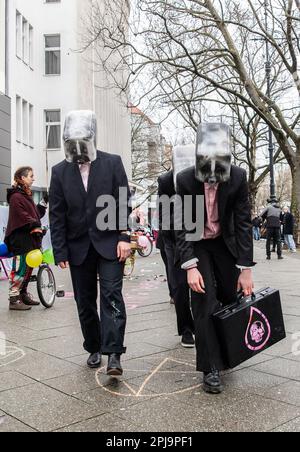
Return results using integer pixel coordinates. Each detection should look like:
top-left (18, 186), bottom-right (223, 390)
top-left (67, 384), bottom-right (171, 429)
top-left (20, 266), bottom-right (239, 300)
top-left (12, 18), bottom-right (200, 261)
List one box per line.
top-left (252, 215), bottom-right (262, 241)
top-left (261, 200), bottom-right (283, 260)
top-left (282, 207), bottom-right (297, 253)
top-left (5, 167), bottom-right (48, 311)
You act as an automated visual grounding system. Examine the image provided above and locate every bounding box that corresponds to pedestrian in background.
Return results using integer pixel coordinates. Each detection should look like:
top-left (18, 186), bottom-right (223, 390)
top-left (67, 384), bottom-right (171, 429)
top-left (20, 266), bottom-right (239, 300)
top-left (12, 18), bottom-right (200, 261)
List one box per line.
top-left (261, 200), bottom-right (283, 260)
top-left (5, 167), bottom-right (48, 311)
top-left (252, 215), bottom-right (262, 241)
top-left (282, 207), bottom-right (297, 253)
top-left (158, 156), bottom-right (195, 349)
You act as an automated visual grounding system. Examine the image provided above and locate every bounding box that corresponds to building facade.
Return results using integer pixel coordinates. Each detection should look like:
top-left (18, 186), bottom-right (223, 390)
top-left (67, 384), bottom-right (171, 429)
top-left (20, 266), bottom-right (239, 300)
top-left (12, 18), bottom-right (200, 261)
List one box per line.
top-left (5, 0), bottom-right (131, 198)
top-left (0, 0), bottom-right (11, 204)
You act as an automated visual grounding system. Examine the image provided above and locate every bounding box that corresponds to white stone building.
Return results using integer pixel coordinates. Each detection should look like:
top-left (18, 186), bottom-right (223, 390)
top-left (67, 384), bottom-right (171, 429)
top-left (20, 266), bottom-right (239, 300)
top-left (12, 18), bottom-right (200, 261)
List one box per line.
top-left (5, 0), bottom-right (131, 199)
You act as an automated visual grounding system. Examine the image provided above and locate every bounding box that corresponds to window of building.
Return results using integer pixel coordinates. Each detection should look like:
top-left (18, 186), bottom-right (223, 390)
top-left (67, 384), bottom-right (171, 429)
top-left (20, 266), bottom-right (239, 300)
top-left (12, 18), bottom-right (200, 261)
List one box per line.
top-left (45, 35), bottom-right (61, 75)
top-left (16, 96), bottom-right (22, 142)
top-left (29, 25), bottom-right (34, 68)
top-left (45, 110), bottom-right (61, 150)
top-left (22, 100), bottom-right (28, 145)
top-left (16, 11), bottom-right (33, 67)
top-left (16, 96), bottom-right (34, 149)
top-left (29, 104), bottom-right (34, 148)
top-left (22, 18), bottom-right (28, 63)
top-left (16, 11), bottom-right (22, 58)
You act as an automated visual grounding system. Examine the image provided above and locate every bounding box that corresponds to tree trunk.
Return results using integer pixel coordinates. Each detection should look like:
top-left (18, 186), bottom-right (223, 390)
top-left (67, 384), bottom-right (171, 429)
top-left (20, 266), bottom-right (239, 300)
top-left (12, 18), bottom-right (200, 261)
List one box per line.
top-left (291, 147), bottom-right (300, 245)
top-left (249, 182), bottom-right (258, 215)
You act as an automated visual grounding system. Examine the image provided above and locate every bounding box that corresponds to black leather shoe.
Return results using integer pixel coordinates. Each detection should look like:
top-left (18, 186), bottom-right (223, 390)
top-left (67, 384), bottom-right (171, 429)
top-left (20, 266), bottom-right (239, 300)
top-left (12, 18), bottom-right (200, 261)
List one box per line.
top-left (203, 370), bottom-right (223, 395)
top-left (87, 352), bottom-right (102, 369)
top-left (107, 354), bottom-right (123, 377)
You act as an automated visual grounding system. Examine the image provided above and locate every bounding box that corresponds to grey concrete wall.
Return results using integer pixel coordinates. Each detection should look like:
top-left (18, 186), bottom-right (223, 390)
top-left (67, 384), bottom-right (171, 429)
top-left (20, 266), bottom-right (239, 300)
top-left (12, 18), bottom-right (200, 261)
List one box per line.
top-left (0, 93), bottom-right (11, 204)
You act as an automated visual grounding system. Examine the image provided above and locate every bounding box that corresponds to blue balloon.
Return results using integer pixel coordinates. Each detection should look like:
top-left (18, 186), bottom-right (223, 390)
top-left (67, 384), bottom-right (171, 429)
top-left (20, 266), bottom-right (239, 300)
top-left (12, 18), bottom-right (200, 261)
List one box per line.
top-left (0, 243), bottom-right (8, 258)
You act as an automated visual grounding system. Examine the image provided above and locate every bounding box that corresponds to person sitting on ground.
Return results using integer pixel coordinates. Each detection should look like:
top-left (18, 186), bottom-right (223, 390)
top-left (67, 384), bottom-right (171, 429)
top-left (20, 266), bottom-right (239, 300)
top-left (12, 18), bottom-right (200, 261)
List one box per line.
top-left (5, 167), bottom-right (48, 311)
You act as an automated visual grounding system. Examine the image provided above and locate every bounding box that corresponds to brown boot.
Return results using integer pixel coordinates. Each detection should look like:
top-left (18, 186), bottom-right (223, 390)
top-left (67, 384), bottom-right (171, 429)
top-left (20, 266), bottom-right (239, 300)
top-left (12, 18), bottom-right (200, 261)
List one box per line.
top-left (20, 293), bottom-right (40, 306)
top-left (9, 296), bottom-right (32, 311)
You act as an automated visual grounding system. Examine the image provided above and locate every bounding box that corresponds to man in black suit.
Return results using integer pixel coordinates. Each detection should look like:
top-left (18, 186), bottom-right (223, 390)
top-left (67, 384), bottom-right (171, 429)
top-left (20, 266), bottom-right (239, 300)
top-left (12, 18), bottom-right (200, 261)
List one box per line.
top-left (176, 123), bottom-right (255, 394)
top-left (49, 111), bottom-right (132, 375)
top-left (158, 147), bottom-right (195, 347)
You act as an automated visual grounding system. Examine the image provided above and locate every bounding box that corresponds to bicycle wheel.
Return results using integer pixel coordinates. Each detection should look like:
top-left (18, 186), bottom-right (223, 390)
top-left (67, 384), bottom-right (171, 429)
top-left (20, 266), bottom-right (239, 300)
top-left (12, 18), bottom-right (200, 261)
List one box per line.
top-left (37, 265), bottom-right (56, 309)
top-left (137, 237), bottom-right (153, 258)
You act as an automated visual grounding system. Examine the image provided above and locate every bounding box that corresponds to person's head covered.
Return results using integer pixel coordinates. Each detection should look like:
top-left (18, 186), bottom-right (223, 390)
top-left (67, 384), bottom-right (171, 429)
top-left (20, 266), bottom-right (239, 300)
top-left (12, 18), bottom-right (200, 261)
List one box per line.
top-left (63, 110), bottom-right (97, 164)
top-left (195, 123), bottom-right (232, 185)
top-left (172, 144), bottom-right (196, 188)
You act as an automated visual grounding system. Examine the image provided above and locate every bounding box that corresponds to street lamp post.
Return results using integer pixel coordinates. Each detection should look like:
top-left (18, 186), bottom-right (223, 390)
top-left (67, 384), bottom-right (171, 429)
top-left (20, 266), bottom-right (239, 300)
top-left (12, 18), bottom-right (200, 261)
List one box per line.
top-left (264, 0), bottom-right (277, 202)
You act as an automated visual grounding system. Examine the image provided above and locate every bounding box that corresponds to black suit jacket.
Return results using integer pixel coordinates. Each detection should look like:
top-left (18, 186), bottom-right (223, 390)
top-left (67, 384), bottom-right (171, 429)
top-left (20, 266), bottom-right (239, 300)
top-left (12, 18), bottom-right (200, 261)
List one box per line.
top-left (49, 151), bottom-right (131, 266)
top-left (176, 165), bottom-right (255, 268)
top-left (157, 170), bottom-right (176, 248)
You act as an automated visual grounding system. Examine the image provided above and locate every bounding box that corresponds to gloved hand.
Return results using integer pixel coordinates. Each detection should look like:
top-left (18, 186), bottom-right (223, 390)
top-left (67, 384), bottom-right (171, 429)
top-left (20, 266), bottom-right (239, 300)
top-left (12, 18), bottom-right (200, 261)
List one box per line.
top-left (42, 192), bottom-right (49, 204)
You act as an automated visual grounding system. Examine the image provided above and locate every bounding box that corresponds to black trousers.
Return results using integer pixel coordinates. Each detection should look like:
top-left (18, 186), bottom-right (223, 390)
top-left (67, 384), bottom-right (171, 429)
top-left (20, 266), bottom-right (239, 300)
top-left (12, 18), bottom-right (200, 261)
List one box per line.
top-left (192, 237), bottom-right (240, 373)
top-left (266, 227), bottom-right (282, 257)
top-left (160, 244), bottom-right (172, 298)
top-left (163, 239), bottom-right (195, 336)
top-left (70, 244), bottom-right (127, 355)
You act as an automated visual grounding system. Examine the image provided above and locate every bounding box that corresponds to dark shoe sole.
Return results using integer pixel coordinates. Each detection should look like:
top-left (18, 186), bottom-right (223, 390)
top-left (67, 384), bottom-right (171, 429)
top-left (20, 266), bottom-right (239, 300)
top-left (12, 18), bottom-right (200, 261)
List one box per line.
top-left (107, 368), bottom-right (123, 377)
top-left (203, 383), bottom-right (223, 395)
top-left (9, 304), bottom-right (32, 311)
top-left (87, 361), bottom-right (102, 369)
top-left (181, 342), bottom-right (195, 349)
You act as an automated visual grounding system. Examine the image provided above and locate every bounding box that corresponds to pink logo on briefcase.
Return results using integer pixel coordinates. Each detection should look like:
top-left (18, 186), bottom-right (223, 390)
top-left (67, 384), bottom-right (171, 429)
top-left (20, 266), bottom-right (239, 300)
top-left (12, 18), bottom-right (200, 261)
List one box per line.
top-left (245, 307), bottom-right (271, 351)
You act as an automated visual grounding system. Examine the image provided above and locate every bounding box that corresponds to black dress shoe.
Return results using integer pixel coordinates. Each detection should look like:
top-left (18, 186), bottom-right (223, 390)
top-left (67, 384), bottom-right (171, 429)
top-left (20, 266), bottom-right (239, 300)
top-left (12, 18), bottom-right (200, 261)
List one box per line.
top-left (87, 352), bottom-right (102, 369)
top-left (203, 370), bottom-right (223, 395)
top-left (107, 354), bottom-right (123, 377)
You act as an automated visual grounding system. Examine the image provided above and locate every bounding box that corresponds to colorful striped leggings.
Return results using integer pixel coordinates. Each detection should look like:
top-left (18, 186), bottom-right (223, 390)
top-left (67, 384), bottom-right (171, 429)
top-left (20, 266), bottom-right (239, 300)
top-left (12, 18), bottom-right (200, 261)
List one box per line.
top-left (9, 256), bottom-right (33, 299)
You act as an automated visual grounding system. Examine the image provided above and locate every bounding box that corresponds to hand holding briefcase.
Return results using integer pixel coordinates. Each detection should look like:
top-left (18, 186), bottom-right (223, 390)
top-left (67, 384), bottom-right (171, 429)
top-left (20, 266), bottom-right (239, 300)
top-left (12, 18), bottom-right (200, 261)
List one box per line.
top-left (213, 288), bottom-right (286, 369)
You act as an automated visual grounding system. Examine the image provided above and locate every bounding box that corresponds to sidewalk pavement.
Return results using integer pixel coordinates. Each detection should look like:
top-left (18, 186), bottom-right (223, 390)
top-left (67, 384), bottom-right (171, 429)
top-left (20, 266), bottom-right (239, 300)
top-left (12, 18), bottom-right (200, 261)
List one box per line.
top-left (0, 245), bottom-right (299, 432)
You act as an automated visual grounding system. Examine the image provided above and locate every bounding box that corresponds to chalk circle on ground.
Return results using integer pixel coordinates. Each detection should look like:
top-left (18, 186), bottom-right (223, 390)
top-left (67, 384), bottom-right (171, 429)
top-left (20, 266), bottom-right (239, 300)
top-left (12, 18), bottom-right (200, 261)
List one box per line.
top-left (95, 357), bottom-right (202, 398)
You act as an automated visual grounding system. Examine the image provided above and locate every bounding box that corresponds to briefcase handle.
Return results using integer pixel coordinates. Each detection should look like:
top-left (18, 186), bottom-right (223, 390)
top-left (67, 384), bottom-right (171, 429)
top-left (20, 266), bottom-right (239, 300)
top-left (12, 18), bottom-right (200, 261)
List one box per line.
top-left (237, 290), bottom-right (256, 304)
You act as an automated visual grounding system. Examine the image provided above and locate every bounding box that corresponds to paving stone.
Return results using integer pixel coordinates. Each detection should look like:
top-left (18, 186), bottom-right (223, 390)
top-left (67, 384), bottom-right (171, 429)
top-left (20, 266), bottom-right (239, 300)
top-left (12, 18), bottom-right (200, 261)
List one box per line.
top-left (272, 417), bottom-right (300, 432)
top-left (120, 395), bottom-right (300, 432)
top-left (0, 410), bottom-right (36, 432)
top-left (253, 358), bottom-right (300, 381)
top-left (55, 413), bottom-right (140, 432)
top-left (0, 383), bottom-right (104, 432)
top-left (25, 335), bottom-right (84, 359)
top-left (0, 371), bottom-right (35, 392)
top-left (0, 348), bottom-right (80, 380)
top-left (253, 381), bottom-right (300, 407)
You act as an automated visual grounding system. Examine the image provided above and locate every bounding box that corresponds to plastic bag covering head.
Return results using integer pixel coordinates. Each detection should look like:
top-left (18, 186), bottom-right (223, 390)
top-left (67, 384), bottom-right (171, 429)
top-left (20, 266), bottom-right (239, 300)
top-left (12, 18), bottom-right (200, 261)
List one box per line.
top-left (63, 110), bottom-right (97, 164)
top-left (196, 123), bottom-right (232, 185)
top-left (172, 144), bottom-right (196, 188)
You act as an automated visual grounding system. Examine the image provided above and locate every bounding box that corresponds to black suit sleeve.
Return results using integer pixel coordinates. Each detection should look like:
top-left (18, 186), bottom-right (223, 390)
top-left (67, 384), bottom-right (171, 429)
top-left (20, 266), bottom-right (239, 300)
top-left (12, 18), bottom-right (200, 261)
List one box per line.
top-left (49, 167), bottom-right (69, 264)
top-left (113, 156), bottom-right (132, 243)
top-left (233, 170), bottom-right (255, 267)
top-left (175, 174), bottom-right (197, 267)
